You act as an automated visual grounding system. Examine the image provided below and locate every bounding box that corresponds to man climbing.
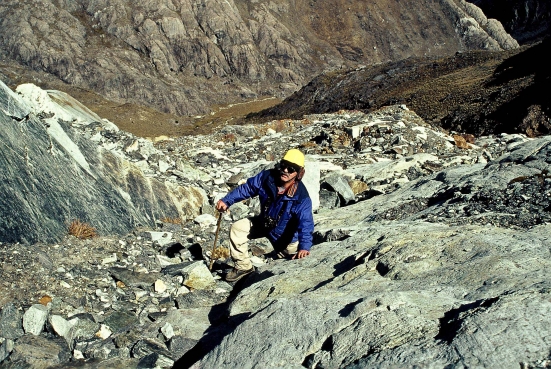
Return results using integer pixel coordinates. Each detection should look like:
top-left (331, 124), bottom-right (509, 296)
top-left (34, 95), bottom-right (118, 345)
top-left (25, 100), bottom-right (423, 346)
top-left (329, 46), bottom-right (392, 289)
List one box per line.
top-left (216, 149), bottom-right (314, 282)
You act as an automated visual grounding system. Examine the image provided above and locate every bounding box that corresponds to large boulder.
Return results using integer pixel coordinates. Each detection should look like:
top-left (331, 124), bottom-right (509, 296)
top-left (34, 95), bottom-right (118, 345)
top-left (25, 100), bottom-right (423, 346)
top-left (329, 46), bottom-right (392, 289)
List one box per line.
top-left (0, 81), bottom-right (206, 243)
top-left (193, 136), bottom-right (551, 368)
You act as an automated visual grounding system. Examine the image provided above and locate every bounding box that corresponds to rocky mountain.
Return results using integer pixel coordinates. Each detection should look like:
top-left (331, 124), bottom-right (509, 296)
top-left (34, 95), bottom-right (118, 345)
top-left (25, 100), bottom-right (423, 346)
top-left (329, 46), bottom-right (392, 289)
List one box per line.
top-left (471, 0), bottom-right (551, 43)
top-left (1, 78), bottom-right (550, 368)
top-left (0, 0), bottom-right (524, 135)
top-left (247, 36), bottom-right (551, 138)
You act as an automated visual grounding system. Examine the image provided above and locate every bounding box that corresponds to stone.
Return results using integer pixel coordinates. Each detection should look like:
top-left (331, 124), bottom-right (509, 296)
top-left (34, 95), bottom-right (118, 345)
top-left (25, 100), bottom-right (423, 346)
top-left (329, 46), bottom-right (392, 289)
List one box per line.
top-left (0, 81), bottom-right (206, 244)
top-left (132, 338), bottom-right (173, 361)
top-left (181, 262), bottom-right (216, 290)
top-left (49, 315), bottom-right (74, 339)
top-left (66, 314), bottom-right (99, 344)
top-left (103, 311), bottom-right (140, 334)
top-left (161, 309), bottom-right (211, 341)
top-left (161, 261), bottom-right (196, 277)
top-left (323, 173), bottom-right (355, 205)
top-left (0, 338), bottom-right (12, 363)
top-left (303, 159), bottom-right (321, 211)
top-left (9, 335), bottom-right (71, 368)
top-left (161, 322), bottom-right (174, 340)
top-left (348, 179), bottom-right (369, 195)
top-left (0, 303), bottom-right (24, 340)
top-left (193, 214), bottom-right (218, 227)
top-left (168, 335), bottom-right (198, 359)
top-left (143, 231), bottom-right (173, 246)
top-left (319, 189), bottom-right (340, 209)
top-left (137, 352), bottom-right (175, 369)
top-left (155, 280), bottom-right (167, 293)
top-left (109, 267), bottom-right (160, 288)
top-left (95, 324), bottom-right (112, 340)
top-left (23, 304), bottom-right (49, 335)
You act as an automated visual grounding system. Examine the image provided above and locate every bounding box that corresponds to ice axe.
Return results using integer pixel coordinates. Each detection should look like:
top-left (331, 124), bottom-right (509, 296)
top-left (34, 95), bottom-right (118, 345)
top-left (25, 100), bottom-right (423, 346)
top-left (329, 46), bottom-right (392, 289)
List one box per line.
top-left (209, 211), bottom-right (223, 271)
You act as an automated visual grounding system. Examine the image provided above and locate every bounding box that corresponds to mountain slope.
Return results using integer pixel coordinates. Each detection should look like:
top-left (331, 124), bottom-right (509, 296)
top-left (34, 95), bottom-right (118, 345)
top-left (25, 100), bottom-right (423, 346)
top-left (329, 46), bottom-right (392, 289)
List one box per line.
top-left (0, 0), bottom-right (519, 135)
top-left (246, 38), bottom-right (551, 137)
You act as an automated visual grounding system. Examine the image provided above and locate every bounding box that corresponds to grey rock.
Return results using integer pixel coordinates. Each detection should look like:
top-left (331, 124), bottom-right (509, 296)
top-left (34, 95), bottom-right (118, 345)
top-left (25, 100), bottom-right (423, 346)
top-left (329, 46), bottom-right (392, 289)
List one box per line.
top-left (0, 304), bottom-right (24, 340)
top-left (161, 261), bottom-right (196, 277)
top-left (0, 338), bottom-right (14, 363)
top-left (132, 338), bottom-right (173, 361)
top-left (168, 335), bottom-right (198, 359)
top-left (175, 290), bottom-right (228, 310)
top-left (137, 352), bottom-right (174, 369)
top-left (22, 304), bottom-right (49, 336)
top-left (0, 81), bottom-right (206, 244)
top-left (49, 315), bottom-right (73, 340)
top-left (193, 214), bottom-right (218, 227)
top-left (319, 188), bottom-right (340, 209)
top-left (66, 313), bottom-right (99, 344)
top-left (142, 231), bottom-right (174, 247)
top-left (161, 309), bottom-right (211, 341)
top-left (197, 221), bottom-right (551, 368)
top-left (228, 202), bottom-right (250, 221)
top-left (303, 159), bottom-right (321, 211)
top-left (181, 262), bottom-right (216, 290)
top-left (109, 267), bottom-right (160, 288)
top-left (8, 335), bottom-right (71, 368)
top-left (323, 173), bottom-right (355, 205)
top-left (103, 311), bottom-right (140, 334)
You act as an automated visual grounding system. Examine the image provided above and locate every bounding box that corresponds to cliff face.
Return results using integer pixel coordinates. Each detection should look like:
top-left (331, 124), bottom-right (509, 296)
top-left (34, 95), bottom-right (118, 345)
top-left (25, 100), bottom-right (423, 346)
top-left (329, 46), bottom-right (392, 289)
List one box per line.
top-left (0, 0), bottom-right (519, 128)
top-left (471, 0), bottom-right (551, 43)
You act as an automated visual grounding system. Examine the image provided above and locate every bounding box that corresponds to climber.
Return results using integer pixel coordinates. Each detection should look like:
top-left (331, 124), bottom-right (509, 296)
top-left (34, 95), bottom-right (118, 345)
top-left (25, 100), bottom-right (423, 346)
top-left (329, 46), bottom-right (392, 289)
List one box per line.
top-left (216, 149), bottom-right (314, 282)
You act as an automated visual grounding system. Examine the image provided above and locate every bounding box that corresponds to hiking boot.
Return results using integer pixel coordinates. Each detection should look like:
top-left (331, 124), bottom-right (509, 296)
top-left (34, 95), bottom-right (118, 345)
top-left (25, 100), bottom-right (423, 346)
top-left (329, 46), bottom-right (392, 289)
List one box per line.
top-left (225, 267), bottom-right (254, 282)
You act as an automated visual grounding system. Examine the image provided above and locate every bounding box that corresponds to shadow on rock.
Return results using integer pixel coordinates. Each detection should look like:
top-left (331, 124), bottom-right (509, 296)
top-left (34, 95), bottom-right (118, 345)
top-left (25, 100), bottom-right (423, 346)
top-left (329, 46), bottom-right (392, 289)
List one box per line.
top-left (172, 270), bottom-right (275, 369)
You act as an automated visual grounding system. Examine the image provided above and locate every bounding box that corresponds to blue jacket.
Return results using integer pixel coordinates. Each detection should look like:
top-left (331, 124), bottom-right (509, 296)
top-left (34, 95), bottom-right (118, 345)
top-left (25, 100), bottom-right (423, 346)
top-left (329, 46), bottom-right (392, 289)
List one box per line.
top-left (221, 169), bottom-right (314, 251)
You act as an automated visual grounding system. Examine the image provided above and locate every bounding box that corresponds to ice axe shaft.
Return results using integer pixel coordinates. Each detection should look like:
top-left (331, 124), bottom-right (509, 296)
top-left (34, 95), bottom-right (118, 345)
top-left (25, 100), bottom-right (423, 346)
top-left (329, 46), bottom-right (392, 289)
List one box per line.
top-left (209, 212), bottom-right (223, 271)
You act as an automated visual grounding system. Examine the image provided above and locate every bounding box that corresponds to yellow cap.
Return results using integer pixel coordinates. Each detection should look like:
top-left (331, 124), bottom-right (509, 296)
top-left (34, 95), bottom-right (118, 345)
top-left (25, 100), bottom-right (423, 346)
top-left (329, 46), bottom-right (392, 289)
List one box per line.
top-left (282, 149), bottom-right (305, 167)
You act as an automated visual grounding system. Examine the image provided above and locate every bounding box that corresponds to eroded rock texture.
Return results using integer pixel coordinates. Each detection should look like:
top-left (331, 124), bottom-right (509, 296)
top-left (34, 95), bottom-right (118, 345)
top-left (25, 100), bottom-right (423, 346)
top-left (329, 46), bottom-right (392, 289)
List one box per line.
top-left (0, 81), bottom-right (206, 244)
top-left (0, 0), bottom-right (518, 119)
top-left (193, 137), bottom-right (551, 369)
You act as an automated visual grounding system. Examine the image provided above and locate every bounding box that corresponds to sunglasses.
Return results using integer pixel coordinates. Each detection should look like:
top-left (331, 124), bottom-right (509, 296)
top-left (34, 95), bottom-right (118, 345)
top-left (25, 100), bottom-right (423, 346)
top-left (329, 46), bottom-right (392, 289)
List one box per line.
top-left (279, 161), bottom-right (300, 174)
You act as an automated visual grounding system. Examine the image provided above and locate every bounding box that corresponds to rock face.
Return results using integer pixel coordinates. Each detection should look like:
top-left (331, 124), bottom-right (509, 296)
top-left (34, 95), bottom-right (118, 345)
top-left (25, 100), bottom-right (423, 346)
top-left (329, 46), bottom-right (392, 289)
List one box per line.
top-left (0, 0), bottom-right (519, 120)
top-left (191, 134), bottom-right (551, 369)
top-left (471, 0), bottom-right (551, 43)
top-left (0, 81), bottom-right (206, 244)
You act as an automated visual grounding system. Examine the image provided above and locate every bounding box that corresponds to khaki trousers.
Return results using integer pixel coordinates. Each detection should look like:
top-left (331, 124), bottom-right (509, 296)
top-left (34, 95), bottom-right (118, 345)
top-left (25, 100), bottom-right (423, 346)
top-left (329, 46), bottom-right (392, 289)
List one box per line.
top-left (230, 217), bottom-right (299, 270)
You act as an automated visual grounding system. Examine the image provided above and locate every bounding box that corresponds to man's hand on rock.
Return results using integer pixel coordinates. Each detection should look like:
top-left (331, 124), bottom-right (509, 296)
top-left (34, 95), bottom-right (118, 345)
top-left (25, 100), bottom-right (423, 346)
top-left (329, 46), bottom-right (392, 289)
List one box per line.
top-left (292, 250), bottom-right (310, 259)
top-left (216, 200), bottom-right (228, 212)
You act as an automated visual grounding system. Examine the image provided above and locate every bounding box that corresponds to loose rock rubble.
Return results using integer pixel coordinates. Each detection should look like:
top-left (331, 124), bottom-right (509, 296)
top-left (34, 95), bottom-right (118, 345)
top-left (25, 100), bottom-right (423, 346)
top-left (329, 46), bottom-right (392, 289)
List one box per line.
top-left (0, 104), bottom-right (542, 368)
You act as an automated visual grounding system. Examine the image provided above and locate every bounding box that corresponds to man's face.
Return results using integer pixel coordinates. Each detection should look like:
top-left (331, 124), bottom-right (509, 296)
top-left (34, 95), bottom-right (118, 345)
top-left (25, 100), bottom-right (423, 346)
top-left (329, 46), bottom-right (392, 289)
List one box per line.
top-left (279, 160), bottom-right (299, 183)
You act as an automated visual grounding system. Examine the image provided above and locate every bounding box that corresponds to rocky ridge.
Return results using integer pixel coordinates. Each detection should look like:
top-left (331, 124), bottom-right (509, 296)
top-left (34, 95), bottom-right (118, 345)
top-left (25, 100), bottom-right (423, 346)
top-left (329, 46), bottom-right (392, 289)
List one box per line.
top-left (2, 84), bottom-right (551, 368)
top-left (0, 0), bottom-right (520, 130)
top-left (247, 38), bottom-right (551, 139)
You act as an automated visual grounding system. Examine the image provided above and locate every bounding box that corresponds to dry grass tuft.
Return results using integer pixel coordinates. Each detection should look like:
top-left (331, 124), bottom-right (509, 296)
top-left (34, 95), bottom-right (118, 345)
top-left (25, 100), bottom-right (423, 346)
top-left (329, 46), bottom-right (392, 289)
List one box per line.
top-left (160, 217), bottom-right (183, 224)
top-left (211, 247), bottom-right (230, 260)
top-left (68, 220), bottom-right (97, 239)
top-left (221, 133), bottom-right (237, 142)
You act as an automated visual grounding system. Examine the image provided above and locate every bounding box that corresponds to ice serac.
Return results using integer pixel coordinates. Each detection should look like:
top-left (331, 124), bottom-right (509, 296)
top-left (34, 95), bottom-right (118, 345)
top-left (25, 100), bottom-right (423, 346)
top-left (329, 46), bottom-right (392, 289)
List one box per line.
top-left (0, 81), bottom-right (206, 244)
